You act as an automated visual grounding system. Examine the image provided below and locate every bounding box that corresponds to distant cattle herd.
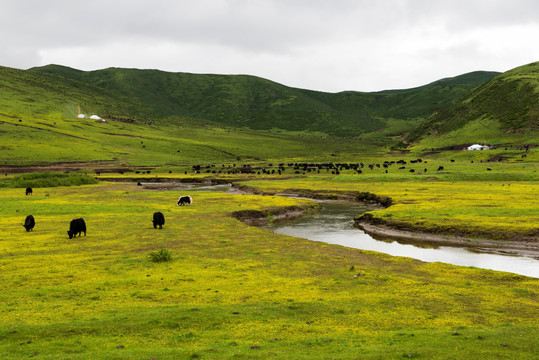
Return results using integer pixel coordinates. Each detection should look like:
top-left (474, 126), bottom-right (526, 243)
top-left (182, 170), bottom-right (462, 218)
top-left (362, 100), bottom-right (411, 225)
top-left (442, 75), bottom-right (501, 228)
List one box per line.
top-left (21, 188), bottom-right (193, 237)
top-left (185, 155), bottom-right (521, 176)
top-left (189, 159), bottom-right (442, 175)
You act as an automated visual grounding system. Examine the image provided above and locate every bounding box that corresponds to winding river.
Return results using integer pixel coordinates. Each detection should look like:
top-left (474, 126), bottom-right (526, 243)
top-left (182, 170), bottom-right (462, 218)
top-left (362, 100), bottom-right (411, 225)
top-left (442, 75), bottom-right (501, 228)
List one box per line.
top-left (264, 200), bottom-right (539, 278)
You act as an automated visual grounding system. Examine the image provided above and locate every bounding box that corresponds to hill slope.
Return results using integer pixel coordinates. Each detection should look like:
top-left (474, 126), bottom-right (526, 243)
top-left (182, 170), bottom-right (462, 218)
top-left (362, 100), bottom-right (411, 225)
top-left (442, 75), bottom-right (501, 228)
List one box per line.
top-left (0, 65), bottom-right (155, 120)
top-left (407, 61), bottom-right (539, 147)
top-left (1, 66), bottom-right (391, 166)
top-left (30, 65), bottom-right (498, 136)
top-left (7, 62), bottom-right (539, 165)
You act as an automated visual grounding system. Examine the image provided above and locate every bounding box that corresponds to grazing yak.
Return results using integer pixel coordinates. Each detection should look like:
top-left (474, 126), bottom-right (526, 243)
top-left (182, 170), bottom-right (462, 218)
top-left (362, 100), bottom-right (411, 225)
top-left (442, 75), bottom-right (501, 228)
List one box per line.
top-left (68, 218), bottom-right (86, 239)
top-left (177, 195), bottom-right (193, 206)
top-left (153, 211), bottom-right (165, 229)
top-left (26, 187), bottom-right (33, 195)
top-left (22, 215), bottom-right (35, 232)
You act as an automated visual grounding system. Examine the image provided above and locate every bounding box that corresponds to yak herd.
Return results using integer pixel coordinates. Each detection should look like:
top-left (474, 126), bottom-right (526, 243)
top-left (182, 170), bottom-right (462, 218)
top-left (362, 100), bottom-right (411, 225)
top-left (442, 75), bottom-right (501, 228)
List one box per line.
top-left (21, 189), bottom-right (192, 237)
top-left (190, 159), bottom-right (438, 175)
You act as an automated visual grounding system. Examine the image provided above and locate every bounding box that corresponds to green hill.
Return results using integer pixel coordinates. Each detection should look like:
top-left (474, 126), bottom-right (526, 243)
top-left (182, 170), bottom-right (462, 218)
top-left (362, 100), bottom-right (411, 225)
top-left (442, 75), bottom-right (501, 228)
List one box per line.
top-left (5, 61), bottom-right (538, 165)
top-left (0, 66), bottom-right (388, 166)
top-left (407, 61), bottom-right (539, 148)
top-left (29, 65), bottom-right (498, 137)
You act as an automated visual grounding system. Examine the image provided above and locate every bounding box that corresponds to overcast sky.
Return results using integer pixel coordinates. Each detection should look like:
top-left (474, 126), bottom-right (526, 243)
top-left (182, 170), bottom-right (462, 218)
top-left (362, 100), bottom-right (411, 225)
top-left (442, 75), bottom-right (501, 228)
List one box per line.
top-left (1, 0), bottom-right (538, 92)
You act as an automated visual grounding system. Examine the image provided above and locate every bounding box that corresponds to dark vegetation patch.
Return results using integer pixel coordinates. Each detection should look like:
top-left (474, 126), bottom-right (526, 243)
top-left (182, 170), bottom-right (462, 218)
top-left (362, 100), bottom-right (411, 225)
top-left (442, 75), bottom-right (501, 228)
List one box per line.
top-left (0, 171), bottom-right (98, 188)
top-left (36, 121), bottom-right (57, 128)
top-left (237, 184), bottom-right (393, 207)
top-left (102, 132), bottom-right (143, 138)
top-left (105, 116), bottom-right (136, 123)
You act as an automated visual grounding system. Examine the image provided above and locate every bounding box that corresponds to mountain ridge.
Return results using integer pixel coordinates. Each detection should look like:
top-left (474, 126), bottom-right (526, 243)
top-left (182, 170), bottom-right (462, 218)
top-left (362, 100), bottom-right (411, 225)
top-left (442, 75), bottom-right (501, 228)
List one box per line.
top-left (29, 64), bottom-right (499, 136)
top-left (1, 62), bottom-right (537, 164)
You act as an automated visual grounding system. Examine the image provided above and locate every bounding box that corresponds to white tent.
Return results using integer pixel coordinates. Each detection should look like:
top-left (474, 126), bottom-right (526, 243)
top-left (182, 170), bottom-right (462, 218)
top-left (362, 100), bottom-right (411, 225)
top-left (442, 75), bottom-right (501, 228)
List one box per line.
top-left (77, 114), bottom-right (86, 119)
top-left (90, 115), bottom-right (101, 120)
top-left (467, 144), bottom-right (487, 150)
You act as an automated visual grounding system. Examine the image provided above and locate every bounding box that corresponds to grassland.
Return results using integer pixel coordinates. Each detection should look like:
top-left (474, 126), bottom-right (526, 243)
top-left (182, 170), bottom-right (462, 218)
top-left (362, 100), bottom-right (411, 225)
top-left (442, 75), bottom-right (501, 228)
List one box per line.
top-left (236, 157), bottom-right (538, 243)
top-left (1, 61), bottom-right (538, 358)
top-left (0, 109), bottom-right (388, 166)
top-left (0, 182), bottom-right (538, 359)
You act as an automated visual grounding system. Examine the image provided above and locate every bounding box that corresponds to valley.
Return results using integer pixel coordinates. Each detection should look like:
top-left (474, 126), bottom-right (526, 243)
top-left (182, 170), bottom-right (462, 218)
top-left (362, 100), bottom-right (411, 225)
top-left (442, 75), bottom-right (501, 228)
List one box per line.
top-left (0, 61), bottom-right (537, 359)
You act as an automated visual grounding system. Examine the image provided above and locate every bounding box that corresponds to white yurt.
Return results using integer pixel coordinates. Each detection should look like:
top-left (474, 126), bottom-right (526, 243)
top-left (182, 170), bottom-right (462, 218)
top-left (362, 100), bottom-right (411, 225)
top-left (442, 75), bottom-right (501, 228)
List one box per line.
top-left (467, 144), bottom-right (485, 150)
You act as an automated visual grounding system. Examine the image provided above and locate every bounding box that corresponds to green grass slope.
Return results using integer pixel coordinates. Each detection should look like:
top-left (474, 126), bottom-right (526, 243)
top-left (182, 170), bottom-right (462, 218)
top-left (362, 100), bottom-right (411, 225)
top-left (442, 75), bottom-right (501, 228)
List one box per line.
top-left (30, 64), bottom-right (498, 137)
top-left (0, 63), bottom-right (500, 166)
top-left (0, 66), bottom-right (393, 166)
top-left (0, 66), bottom-right (153, 121)
top-left (407, 61), bottom-right (539, 149)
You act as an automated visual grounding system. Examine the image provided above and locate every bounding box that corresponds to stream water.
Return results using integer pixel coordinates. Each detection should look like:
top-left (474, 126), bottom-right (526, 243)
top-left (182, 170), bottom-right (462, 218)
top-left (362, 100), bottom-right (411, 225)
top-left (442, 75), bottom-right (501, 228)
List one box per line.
top-left (264, 200), bottom-right (539, 278)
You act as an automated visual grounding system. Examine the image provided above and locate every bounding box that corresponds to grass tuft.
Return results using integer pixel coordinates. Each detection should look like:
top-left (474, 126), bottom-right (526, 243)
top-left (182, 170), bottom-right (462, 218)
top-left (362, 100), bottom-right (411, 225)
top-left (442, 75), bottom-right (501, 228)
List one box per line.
top-left (149, 248), bottom-right (172, 262)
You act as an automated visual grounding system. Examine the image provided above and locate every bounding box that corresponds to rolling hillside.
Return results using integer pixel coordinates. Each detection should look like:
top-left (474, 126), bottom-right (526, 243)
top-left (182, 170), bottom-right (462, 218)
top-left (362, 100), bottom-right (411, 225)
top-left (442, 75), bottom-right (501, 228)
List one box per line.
top-left (3, 62), bottom-right (538, 165)
top-left (407, 61), bottom-right (539, 148)
top-left (0, 66), bottom-right (388, 166)
top-left (30, 65), bottom-right (498, 136)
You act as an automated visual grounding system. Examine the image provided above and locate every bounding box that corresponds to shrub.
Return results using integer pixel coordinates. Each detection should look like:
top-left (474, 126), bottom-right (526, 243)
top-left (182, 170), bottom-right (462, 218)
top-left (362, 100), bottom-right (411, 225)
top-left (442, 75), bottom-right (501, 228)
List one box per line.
top-left (149, 249), bottom-right (172, 262)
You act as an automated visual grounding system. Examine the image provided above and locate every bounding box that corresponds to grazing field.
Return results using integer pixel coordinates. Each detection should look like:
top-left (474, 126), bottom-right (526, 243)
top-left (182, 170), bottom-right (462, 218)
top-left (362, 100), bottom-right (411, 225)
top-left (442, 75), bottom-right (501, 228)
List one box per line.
top-left (238, 158), bottom-right (538, 242)
top-left (0, 61), bottom-right (538, 358)
top-left (0, 110), bottom-right (388, 167)
top-left (0, 182), bottom-right (538, 359)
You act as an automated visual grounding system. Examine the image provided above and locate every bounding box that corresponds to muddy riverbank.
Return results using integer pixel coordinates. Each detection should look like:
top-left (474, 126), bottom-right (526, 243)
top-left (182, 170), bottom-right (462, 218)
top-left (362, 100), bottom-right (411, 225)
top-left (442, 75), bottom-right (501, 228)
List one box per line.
top-left (231, 203), bottom-right (322, 226)
top-left (355, 221), bottom-right (539, 260)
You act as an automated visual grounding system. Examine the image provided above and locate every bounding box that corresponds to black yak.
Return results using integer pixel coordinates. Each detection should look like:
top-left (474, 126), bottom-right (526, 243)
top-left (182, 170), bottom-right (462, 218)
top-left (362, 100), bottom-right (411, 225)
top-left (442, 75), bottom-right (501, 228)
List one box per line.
top-left (26, 187), bottom-right (32, 195)
top-left (177, 195), bottom-right (193, 206)
top-left (153, 211), bottom-right (165, 229)
top-left (22, 215), bottom-right (35, 232)
top-left (68, 218), bottom-right (86, 239)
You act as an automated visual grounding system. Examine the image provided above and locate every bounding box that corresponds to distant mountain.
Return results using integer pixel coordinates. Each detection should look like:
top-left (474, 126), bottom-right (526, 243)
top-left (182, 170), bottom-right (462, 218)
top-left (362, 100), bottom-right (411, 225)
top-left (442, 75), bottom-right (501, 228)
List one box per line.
top-left (29, 65), bottom-right (498, 137)
top-left (407, 61), bottom-right (539, 144)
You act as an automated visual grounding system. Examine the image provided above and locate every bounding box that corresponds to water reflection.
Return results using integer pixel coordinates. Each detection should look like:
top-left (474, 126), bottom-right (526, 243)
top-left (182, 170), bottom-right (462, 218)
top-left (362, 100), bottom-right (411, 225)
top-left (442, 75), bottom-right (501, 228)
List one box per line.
top-left (265, 201), bottom-right (539, 278)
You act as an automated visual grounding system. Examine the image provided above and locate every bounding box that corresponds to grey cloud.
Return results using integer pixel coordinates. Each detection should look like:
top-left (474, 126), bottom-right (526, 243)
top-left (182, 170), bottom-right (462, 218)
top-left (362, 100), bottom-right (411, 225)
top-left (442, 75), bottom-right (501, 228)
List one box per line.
top-left (1, 0), bottom-right (537, 91)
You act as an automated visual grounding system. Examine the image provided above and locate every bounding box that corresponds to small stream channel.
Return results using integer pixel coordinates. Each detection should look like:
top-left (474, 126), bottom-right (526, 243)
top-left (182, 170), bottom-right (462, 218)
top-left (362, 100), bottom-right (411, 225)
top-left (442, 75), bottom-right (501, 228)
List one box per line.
top-left (264, 200), bottom-right (539, 278)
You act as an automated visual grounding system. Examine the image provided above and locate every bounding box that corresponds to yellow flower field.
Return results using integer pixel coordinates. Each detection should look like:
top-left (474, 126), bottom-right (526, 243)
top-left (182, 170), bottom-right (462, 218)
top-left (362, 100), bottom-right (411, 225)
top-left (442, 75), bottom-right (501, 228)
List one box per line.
top-left (0, 182), bottom-right (537, 359)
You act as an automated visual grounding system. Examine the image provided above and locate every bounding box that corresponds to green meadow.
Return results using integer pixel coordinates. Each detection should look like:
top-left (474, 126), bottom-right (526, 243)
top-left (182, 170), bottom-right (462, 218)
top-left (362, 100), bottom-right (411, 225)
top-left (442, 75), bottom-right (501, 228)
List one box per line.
top-left (0, 110), bottom-right (387, 166)
top-left (237, 159), bottom-right (538, 241)
top-left (0, 182), bottom-right (538, 359)
top-left (0, 62), bottom-right (538, 358)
